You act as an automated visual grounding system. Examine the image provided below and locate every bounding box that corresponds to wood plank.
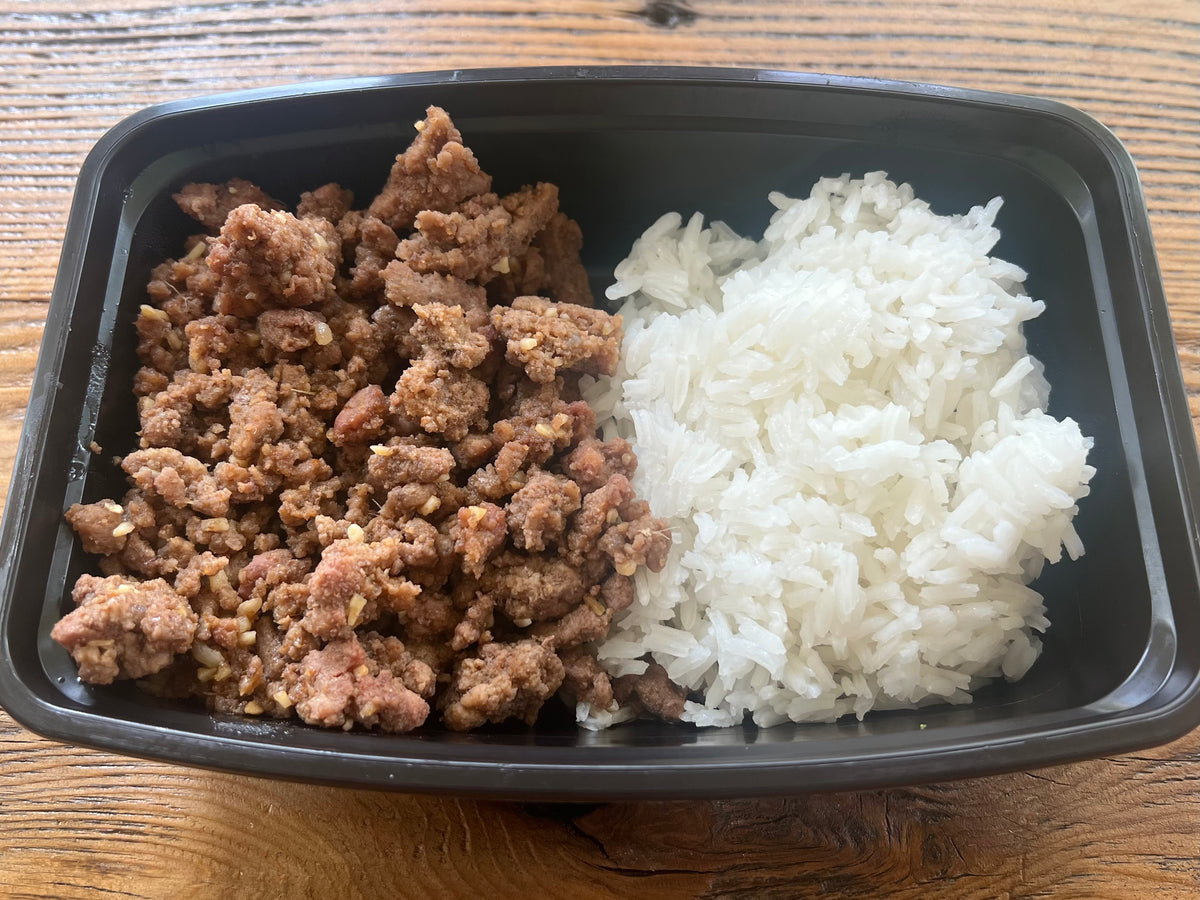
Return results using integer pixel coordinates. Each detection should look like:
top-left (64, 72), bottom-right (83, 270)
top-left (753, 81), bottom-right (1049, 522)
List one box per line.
top-left (0, 707), bottom-right (1194, 900)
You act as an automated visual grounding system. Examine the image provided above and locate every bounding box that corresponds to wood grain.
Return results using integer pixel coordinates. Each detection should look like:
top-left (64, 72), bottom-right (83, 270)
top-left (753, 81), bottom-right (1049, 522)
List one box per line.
top-left (0, 2), bottom-right (1196, 897)
top-left (0, 706), bottom-right (1195, 899)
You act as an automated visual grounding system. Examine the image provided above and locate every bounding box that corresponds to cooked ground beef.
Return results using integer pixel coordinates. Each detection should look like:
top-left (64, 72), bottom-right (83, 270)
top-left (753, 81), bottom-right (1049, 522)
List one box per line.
top-left (440, 639), bottom-right (564, 731)
top-left (284, 632), bottom-right (432, 732)
top-left (480, 551), bottom-right (590, 623)
top-left (390, 358), bottom-right (490, 442)
top-left (505, 470), bottom-right (581, 552)
top-left (453, 502), bottom-right (507, 578)
top-left (54, 106), bottom-right (675, 734)
top-left (558, 645), bottom-right (614, 710)
top-left (410, 302), bottom-right (491, 370)
top-left (492, 296), bottom-right (622, 384)
top-left (614, 661), bottom-right (687, 723)
top-left (364, 440), bottom-right (456, 490)
top-left (534, 212), bottom-right (594, 308)
top-left (367, 105), bottom-right (492, 229)
top-left (207, 205), bottom-right (341, 317)
top-left (65, 500), bottom-right (132, 556)
top-left (330, 384), bottom-right (389, 446)
top-left (562, 437), bottom-right (638, 494)
top-left (174, 178), bottom-right (285, 232)
top-left (383, 260), bottom-right (490, 328)
top-left (397, 183), bottom-right (559, 283)
top-left (343, 215), bottom-right (399, 299)
top-left (51, 575), bottom-right (198, 684)
top-left (296, 182), bottom-right (353, 223)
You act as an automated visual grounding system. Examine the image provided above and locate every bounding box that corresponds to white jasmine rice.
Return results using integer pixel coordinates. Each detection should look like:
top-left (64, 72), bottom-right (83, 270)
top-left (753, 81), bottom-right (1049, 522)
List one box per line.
top-left (580, 172), bottom-right (1095, 729)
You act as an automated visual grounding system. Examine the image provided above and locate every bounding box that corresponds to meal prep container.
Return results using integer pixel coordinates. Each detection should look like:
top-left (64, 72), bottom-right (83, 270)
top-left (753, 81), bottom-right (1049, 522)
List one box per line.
top-left (1, 68), bottom-right (1197, 799)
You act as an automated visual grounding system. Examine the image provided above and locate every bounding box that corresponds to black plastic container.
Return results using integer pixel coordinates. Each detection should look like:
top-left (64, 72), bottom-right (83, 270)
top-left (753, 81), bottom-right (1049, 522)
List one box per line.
top-left (1, 68), bottom-right (1197, 799)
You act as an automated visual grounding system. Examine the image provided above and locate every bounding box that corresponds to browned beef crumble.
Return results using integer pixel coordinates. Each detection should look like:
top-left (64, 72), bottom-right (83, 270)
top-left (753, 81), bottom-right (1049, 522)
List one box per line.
top-left (54, 106), bottom-right (674, 734)
top-left (396, 183), bottom-right (559, 283)
top-left (367, 106), bottom-right (492, 230)
top-left (440, 639), bottom-right (565, 731)
top-left (492, 296), bottom-right (622, 384)
top-left (296, 182), bottom-right (353, 223)
top-left (614, 661), bottom-right (688, 723)
top-left (174, 178), bottom-right (285, 233)
top-left (51, 575), bottom-right (198, 684)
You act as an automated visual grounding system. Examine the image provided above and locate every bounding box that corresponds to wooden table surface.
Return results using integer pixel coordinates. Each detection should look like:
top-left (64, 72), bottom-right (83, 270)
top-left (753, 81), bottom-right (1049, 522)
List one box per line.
top-left (0, 2), bottom-right (1196, 897)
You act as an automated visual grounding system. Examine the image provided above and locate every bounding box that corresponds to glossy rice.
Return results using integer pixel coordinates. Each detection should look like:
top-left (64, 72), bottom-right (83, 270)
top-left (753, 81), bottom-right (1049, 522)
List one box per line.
top-left (581, 172), bottom-right (1096, 728)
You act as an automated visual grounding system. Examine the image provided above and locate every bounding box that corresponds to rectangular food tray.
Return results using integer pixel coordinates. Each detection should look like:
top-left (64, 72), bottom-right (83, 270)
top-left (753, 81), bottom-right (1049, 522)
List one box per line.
top-left (1, 67), bottom-right (1197, 799)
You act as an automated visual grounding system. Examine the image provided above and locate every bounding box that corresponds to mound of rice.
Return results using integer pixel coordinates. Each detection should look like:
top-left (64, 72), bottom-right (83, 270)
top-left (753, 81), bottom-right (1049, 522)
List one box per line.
top-left (580, 172), bottom-right (1095, 729)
